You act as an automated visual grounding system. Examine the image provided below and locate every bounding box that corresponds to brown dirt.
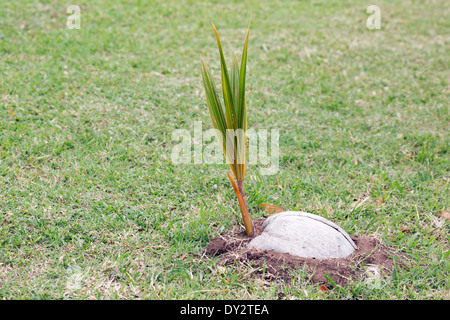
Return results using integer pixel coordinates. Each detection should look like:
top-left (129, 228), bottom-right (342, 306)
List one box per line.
top-left (206, 218), bottom-right (403, 287)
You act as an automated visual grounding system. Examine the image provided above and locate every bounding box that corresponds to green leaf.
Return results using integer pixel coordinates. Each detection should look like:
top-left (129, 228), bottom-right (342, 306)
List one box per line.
top-left (230, 53), bottom-right (240, 126)
top-left (211, 21), bottom-right (237, 130)
top-left (200, 58), bottom-right (227, 135)
top-left (201, 18), bottom-right (252, 181)
top-left (238, 16), bottom-right (251, 130)
top-left (201, 58), bottom-right (238, 178)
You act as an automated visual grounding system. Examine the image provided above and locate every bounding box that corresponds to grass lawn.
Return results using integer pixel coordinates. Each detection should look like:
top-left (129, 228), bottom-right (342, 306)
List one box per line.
top-left (0, 0), bottom-right (449, 299)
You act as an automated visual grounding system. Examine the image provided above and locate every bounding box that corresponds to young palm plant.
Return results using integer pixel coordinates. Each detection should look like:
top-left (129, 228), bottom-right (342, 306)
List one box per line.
top-left (200, 18), bottom-right (257, 237)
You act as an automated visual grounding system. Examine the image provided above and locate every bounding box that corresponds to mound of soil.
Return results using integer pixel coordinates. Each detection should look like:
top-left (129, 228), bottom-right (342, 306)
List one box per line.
top-left (206, 219), bottom-right (401, 287)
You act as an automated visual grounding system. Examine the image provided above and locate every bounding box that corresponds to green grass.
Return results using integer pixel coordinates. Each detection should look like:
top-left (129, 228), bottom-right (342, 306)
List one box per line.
top-left (0, 0), bottom-right (449, 299)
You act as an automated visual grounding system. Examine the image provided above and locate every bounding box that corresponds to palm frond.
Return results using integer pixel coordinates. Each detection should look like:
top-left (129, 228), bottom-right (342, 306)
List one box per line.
top-left (201, 18), bottom-right (251, 182)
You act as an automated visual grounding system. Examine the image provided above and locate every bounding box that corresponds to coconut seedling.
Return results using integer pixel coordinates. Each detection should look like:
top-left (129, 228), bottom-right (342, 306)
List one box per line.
top-left (200, 18), bottom-right (257, 237)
